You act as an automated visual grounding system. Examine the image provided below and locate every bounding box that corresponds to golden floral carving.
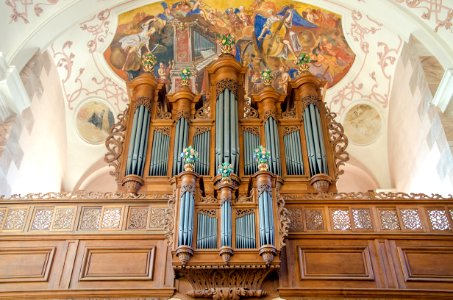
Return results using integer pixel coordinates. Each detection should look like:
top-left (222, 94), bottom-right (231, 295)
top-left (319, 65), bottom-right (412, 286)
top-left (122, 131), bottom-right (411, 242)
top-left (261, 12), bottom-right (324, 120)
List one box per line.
top-left (216, 79), bottom-right (238, 99)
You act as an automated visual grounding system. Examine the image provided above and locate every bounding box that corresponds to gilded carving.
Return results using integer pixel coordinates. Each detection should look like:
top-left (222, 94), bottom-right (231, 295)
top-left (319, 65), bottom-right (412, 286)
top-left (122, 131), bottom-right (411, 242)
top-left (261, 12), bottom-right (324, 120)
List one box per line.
top-left (301, 95), bottom-right (320, 107)
top-left (149, 207), bottom-right (168, 230)
top-left (30, 208), bottom-right (54, 231)
top-left (325, 104), bottom-right (349, 180)
top-left (305, 209), bottom-right (324, 231)
top-left (127, 206), bottom-right (149, 230)
top-left (216, 79), bottom-right (238, 99)
top-left (263, 110), bottom-right (277, 120)
top-left (175, 110), bottom-right (190, 120)
top-left (282, 107), bottom-right (296, 119)
top-left (237, 194), bottom-right (253, 203)
top-left (287, 207), bottom-right (303, 232)
top-left (79, 207), bottom-right (101, 231)
top-left (3, 208), bottom-right (28, 231)
top-left (101, 207), bottom-right (123, 229)
top-left (181, 184), bottom-right (195, 194)
top-left (257, 184), bottom-right (271, 196)
top-left (379, 209), bottom-right (401, 230)
top-left (52, 206), bottom-right (76, 230)
top-left (195, 127), bottom-right (210, 135)
top-left (104, 107), bottom-right (128, 184)
top-left (195, 99), bottom-right (211, 119)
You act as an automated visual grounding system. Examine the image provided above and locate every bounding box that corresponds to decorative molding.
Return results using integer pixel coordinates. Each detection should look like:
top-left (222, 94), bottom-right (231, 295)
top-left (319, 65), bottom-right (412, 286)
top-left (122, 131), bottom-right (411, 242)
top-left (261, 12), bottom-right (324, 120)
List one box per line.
top-left (104, 106), bottom-right (128, 185)
top-left (282, 191), bottom-right (452, 201)
top-left (325, 104), bottom-right (349, 179)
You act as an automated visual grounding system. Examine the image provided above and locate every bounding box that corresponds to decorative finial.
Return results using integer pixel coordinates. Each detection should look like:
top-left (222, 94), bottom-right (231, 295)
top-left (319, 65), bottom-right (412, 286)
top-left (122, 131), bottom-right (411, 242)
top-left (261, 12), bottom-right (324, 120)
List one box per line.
top-left (180, 67), bottom-right (192, 87)
top-left (253, 145), bottom-right (271, 171)
top-left (218, 33), bottom-right (235, 55)
top-left (141, 52), bottom-right (157, 73)
top-left (261, 69), bottom-right (273, 86)
top-left (217, 162), bottom-right (234, 183)
top-left (296, 53), bottom-right (311, 73)
top-left (181, 145), bottom-right (199, 172)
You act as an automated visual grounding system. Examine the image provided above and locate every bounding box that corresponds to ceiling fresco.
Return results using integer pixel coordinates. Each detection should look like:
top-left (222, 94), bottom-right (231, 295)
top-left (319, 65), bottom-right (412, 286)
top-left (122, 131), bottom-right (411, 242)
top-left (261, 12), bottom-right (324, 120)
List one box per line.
top-left (104, 0), bottom-right (355, 95)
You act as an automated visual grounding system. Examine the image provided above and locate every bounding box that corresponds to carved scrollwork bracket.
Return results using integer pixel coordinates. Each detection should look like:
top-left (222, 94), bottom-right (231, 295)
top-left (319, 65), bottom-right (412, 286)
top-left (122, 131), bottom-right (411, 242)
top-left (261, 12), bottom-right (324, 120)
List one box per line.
top-left (156, 103), bottom-right (172, 119)
top-left (277, 195), bottom-right (290, 247)
top-left (325, 104), bottom-right (349, 179)
top-left (104, 106), bottom-right (129, 185)
top-left (165, 193), bottom-right (176, 247)
top-left (243, 96), bottom-right (259, 119)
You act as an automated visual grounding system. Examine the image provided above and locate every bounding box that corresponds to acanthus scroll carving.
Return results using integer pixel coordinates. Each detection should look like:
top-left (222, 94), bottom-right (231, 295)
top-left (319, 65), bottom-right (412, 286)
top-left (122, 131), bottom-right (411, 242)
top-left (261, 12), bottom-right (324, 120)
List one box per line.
top-left (195, 97), bottom-right (211, 119)
top-left (301, 95), bottom-right (320, 108)
top-left (216, 79), bottom-right (238, 99)
top-left (195, 127), bottom-right (210, 135)
top-left (201, 195), bottom-right (217, 203)
top-left (198, 209), bottom-right (216, 218)
top-left (156, 102), bottom-right (172, 119)
top-left (284, 126), bottom-right (299, 135)
top-left (258, 184), bottom-right (272, 197)
top-left (181, 184), bottom-right (195, 194)
top-left (242, 127), bottom-right (259, 136)
top-left (281, 107), bottom-right (296, 119)
top-left (104, 106), bottom-right (128, 184)
top-left (165, 194), bottom-right (176, 247)
top-left (243, 96), bottom-right (259, 119)
top-left (277, 195), bottom-right (290, 247)
top-left (135, 96), bottom-right (153, 112)
top-left (325, 104), bottom-right (349, 179)
top-left (181, 268), bottom-right (271, 299)
top-left (154, 127), bottom-right (170, 136)
top-left (175, 110), bottom-right (190, 120)
top-left (264, 110), bottom-right (277, 120)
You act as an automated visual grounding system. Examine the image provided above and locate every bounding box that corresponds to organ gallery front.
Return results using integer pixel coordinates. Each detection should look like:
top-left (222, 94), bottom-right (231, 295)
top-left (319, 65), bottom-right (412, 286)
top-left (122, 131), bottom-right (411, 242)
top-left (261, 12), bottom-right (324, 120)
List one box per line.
top-left (1, 4), bottom-right (453, 297)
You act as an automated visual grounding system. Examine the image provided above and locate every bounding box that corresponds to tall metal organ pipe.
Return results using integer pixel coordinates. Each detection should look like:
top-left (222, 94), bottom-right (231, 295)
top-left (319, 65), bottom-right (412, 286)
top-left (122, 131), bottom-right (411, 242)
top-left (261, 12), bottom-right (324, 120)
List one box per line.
top-left (172, 117), bottom-right (189, 176)
top-left (303, 103), bottom-right (328, 175)
top-left (215, 88), bottom-right (240, 174)
top-left (264, 117), bottom-right (282, 176)
top-left (126, 104), bottom-right (151, 177)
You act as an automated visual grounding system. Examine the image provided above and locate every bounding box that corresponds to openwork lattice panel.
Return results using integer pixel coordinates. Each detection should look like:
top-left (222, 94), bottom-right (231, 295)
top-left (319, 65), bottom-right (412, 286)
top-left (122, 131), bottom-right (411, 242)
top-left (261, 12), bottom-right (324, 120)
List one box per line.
top-left (400, 209), bottom-right (423, 230)
top-left (352, 208), bottom-right (373, 230)
top-left (127, 206), bottom-right (149, 230)
top-left (30, 207), bottom-right (54, 231)
top-left (304, 208), bottom-right (325, 231)
top-left (379, 209), bottom-right (401, 230)
top-left (3, 208), bottom-right (28, 231)
top-left (101, 207), bottom-right (123, 230)
top-left (331, 209), bottom-right (351, 231)
top-left (427, 209), bottom-right (451, 231)
top-left (79, 207), bottom-right (102, 231)
top-left (52, 206), bottom-right (76, 231)
top-left (287, 208), bottom-right (303, 232)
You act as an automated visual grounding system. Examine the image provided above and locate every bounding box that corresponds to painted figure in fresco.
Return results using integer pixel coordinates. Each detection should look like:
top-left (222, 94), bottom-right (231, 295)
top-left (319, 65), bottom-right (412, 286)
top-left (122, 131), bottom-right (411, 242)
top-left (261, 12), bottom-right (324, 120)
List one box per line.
top-left (277, 65), bottom-right (290, 94)
top-left (119, 17), bottom-right (157, 72)
top-left (255, 5), bottom-right (317, 60)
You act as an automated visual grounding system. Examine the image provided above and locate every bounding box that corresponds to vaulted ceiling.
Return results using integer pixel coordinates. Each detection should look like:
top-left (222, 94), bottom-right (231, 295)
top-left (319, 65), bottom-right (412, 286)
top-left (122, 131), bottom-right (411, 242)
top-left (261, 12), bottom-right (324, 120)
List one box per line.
top-left (0, 0), bottom-right (452, 195)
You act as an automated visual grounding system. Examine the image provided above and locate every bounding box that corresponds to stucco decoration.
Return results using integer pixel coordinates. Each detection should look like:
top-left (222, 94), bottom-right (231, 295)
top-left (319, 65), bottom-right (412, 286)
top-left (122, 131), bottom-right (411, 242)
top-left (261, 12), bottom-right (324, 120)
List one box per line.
top-left (76, 100), bottom-right (115, 144)
top-left (343, 103), bottom-right (382, 146)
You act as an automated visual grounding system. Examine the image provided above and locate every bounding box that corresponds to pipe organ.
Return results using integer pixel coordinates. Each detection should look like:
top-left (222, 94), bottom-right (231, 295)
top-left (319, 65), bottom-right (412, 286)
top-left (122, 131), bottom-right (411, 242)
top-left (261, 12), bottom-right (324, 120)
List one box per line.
top-left (113, 52), bottom-right (347, 297)
top-left (3, 48), bottom-right (451, 300)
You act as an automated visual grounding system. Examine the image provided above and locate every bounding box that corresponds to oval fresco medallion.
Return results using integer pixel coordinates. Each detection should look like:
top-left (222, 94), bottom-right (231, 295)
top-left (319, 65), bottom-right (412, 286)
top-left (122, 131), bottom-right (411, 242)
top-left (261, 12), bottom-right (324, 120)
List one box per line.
top-left (343, 103), bottom-right (382, 146)
top-left (76, 100), bottom-right (115, 145)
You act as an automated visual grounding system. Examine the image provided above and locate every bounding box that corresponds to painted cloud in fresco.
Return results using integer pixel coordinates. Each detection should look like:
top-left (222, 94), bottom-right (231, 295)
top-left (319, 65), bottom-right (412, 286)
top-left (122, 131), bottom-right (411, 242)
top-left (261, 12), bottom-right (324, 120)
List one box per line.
top-left (104, 0), bottom-right (355, 95)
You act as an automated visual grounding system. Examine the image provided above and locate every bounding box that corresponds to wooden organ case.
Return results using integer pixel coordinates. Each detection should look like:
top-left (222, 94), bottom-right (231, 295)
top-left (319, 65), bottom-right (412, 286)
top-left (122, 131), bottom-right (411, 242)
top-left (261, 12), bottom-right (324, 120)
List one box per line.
top-left (1, 52), bottom-right (453, 300)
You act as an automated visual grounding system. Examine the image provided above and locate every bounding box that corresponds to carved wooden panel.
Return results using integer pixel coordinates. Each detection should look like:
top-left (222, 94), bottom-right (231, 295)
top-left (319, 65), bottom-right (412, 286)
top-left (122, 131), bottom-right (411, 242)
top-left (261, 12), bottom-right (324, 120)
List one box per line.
top-left (80, 247), bottom-right (155, 280)
top-left (0, 247), bottom-right (55, 282)
top-left (298, 246), bottom-right (374, 280)
top-left (397, 247), bottom-right (453, 282)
